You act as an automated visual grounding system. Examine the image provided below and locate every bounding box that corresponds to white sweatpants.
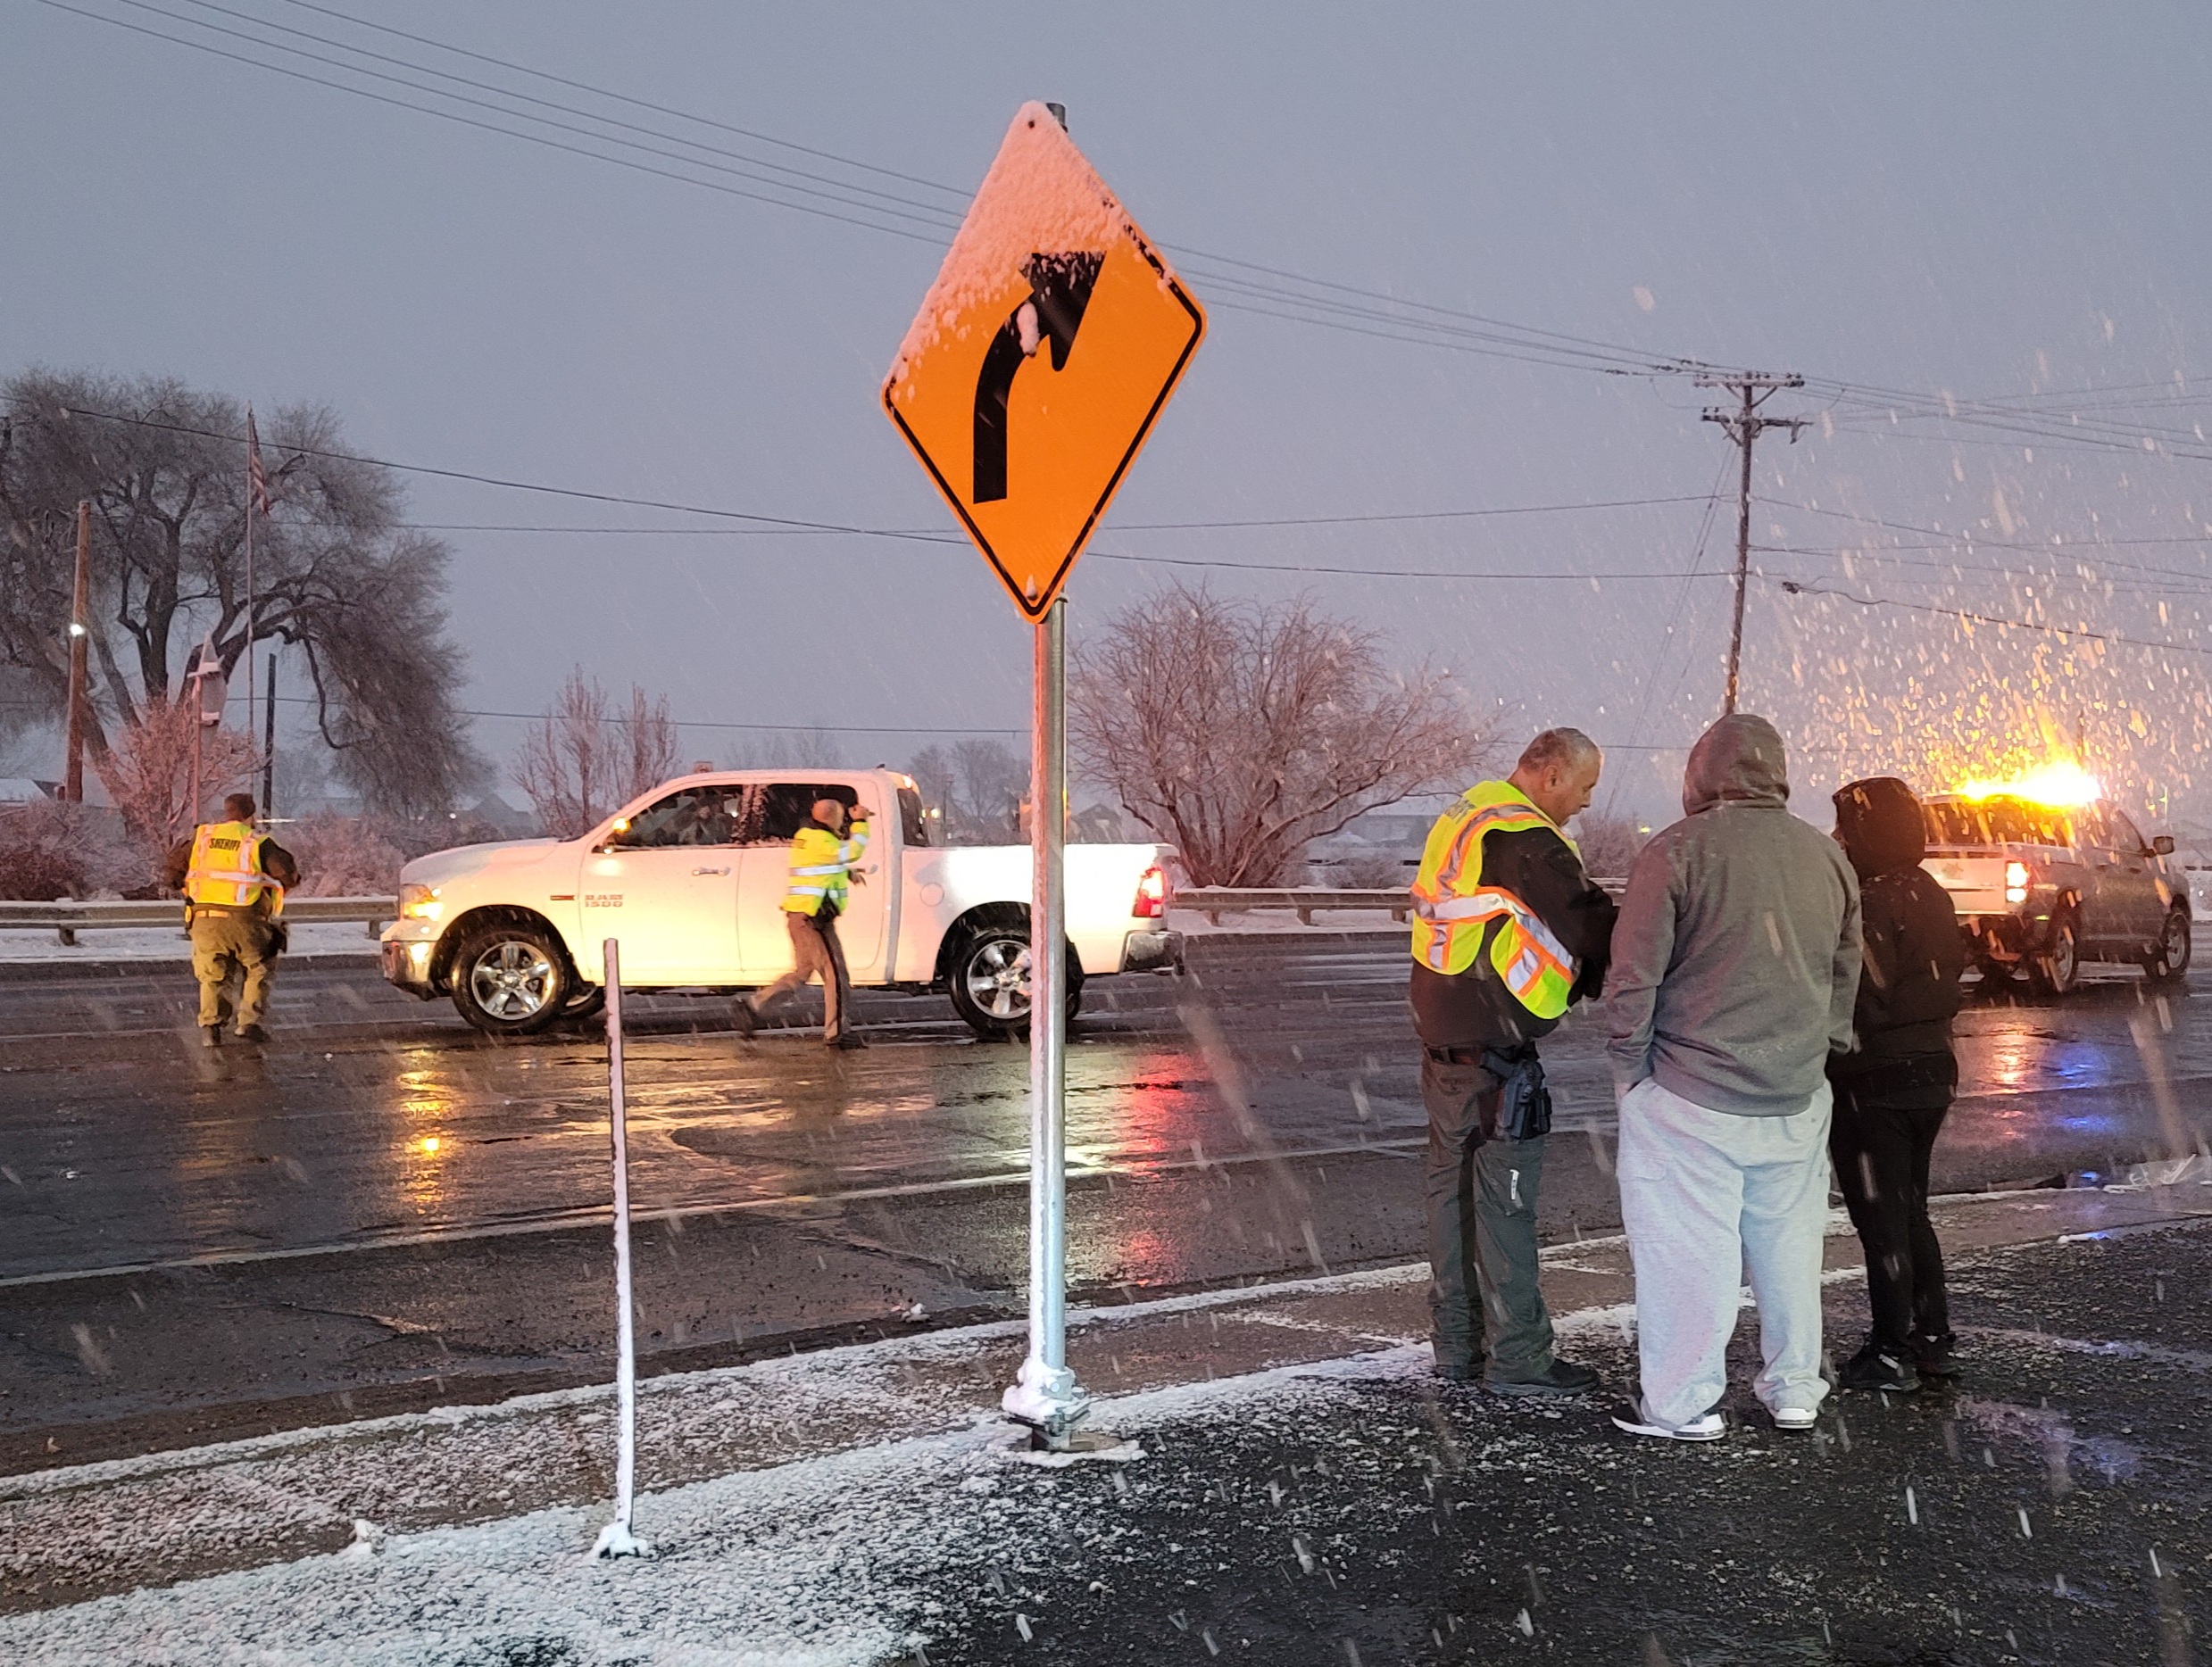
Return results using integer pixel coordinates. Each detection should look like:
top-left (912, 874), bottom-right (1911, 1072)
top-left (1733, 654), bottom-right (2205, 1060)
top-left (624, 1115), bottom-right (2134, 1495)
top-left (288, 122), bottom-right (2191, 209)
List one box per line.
top-left (1616, 1075), bottom-right (1834, 1429)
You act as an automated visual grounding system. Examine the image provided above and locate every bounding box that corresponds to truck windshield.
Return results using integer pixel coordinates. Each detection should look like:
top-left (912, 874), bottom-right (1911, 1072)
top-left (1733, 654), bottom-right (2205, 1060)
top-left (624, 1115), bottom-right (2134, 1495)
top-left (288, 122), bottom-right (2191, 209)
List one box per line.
top-left (1925, 799), bottom-right (2074, 848)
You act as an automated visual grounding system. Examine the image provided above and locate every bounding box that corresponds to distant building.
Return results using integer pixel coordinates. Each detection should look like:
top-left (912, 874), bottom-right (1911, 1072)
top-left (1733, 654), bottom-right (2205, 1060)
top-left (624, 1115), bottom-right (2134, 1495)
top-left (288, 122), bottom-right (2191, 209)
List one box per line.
top-left (462, 791), bottom-right (542, 838)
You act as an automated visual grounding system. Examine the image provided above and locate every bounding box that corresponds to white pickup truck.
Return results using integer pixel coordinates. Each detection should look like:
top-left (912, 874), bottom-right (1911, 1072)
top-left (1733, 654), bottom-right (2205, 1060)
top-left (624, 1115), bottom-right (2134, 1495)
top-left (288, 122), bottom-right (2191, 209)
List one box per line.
top-left (379, 767), bottom-right (1183, 1040)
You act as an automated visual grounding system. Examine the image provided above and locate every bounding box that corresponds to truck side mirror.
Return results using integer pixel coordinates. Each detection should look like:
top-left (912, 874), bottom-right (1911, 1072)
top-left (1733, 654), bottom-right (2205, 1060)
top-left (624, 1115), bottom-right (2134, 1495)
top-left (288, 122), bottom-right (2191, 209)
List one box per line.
top-left (2153, 834), bottom-right (2176, 857)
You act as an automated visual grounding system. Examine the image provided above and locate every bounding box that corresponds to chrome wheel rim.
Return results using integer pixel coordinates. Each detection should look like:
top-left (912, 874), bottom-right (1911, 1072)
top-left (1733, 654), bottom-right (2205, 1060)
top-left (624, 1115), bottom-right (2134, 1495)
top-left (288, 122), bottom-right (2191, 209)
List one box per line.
top-left (2050, 927), bottom-right (2076, 985)
top-left (2163, 914), bottom-right (2190, 972)
top-left (965, 937), bottom-right (1032, 1021)
top-left (470, 939), bottom-right (555, 1020)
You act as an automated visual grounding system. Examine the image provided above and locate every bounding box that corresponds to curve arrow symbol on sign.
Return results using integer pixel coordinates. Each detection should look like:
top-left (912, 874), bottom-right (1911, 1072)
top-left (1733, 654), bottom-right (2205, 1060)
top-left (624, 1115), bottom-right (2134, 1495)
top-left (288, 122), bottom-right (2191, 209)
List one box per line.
top-left (972, 251), bottom-right (1106, 504)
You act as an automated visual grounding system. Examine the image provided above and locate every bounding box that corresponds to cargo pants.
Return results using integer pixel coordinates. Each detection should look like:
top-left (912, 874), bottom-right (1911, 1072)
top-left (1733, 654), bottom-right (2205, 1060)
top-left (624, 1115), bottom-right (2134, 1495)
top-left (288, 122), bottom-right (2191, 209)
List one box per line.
top-left (746, 911), bottom-right (852, 1043)
top-left (1422, 1046), bottom-right (1555, 1381)
top-left (189, 908), bottom-right (278, 1030)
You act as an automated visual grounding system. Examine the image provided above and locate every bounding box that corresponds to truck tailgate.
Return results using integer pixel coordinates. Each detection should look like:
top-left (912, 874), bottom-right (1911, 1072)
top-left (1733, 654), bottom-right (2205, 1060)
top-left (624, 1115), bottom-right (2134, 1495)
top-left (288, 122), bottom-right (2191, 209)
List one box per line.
top-left (1924, 852), bottom-right (2006, 916)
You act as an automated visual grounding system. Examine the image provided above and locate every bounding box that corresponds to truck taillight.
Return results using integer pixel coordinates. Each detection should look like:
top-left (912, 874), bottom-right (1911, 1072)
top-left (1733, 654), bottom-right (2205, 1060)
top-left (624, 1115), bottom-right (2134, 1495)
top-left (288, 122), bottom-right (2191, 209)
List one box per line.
top-left (2005, 860), bottom-right (2030, 904)
top-left (1134, 865), bottom-right (1168, 918)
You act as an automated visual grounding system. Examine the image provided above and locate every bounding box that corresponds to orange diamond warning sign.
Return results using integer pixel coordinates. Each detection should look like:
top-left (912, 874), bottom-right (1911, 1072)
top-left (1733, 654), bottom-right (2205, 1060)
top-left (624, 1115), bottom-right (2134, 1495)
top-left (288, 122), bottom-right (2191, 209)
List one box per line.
top-left (883, 103), bottom-right (1205, 619)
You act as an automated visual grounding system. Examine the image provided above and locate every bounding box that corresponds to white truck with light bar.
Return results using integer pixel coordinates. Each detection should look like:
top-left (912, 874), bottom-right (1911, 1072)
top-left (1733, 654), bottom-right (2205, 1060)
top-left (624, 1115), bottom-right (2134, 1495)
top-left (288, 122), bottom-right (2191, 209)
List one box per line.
top-left (378, 767), bottom-right (1181, 1039)
top-left (1922, 772), bottom-right (2188, 996)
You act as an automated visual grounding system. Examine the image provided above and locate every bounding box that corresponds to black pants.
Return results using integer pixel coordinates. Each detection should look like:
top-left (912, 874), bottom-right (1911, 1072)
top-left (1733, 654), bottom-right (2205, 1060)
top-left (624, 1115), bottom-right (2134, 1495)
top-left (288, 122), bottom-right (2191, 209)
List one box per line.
top-left (1421, 1047), bottom-right (1553, 1379)
top-left (1829, 1076), bottom-right (1953, 1352)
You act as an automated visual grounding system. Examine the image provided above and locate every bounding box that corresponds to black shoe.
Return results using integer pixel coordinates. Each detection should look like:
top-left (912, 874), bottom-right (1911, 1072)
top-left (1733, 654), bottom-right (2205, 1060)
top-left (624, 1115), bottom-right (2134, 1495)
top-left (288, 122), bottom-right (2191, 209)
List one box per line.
top-left (234, 1024), bottom-right (270, 1044)
top-left (1432, 1359), bottom-right (1483, 1383)
top-left (1487, 1358), bottom-right (1601, 1397)
top-left (1837, 1339), bottom-right (1920, 1393)
top-left (199, 1024), bottom-right (223, 1049)
top-left (829, 1034), bottom-right (869, 1050)
top-left (1912, 1332), bottom-right (1963, 1381)
top-left (730, 1000), bottom-right (758, 1038)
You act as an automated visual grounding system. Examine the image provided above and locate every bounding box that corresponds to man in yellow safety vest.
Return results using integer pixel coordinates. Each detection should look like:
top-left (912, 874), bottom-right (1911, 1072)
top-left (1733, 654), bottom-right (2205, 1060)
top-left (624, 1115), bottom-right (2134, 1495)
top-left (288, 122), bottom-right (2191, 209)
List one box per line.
top-left (163, 792), bottom-right (301, 1048)
top-left (1410, 728), bottom-right (1617, 1393)
top-left (732, 795), bottom-right (871, 1049)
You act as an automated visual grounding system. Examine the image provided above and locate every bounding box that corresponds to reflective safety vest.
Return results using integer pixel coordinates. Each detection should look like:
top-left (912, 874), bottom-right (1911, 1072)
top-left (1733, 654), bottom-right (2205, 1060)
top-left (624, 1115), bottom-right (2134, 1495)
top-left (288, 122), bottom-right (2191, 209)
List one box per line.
top-left (1410, 782), bottom-right (1578, 1020)
top-left (782, 815), bottom-right (869, 915)
top-left (183, 819), bottom-right (284, 917)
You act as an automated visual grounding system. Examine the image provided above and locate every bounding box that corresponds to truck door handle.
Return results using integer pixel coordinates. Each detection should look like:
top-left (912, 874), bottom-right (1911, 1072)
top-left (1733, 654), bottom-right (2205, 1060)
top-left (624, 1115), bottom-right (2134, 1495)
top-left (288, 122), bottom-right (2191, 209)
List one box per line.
top-left (692, 866), bottom-right (730, 876)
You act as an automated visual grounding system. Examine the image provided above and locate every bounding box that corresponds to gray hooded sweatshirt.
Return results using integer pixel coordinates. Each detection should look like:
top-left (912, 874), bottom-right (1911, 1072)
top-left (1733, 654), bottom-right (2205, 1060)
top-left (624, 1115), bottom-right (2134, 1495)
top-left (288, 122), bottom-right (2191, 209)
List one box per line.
top-left (1606, 715), bottom-right (1861, 1115)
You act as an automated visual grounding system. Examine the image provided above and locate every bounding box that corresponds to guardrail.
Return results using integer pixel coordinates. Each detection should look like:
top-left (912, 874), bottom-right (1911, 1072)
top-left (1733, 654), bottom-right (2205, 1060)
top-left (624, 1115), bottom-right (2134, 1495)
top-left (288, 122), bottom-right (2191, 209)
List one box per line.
top-left (0, 895), bottom-right (399, 947)
top-left (1178, 879), bottom-right (1630, 928)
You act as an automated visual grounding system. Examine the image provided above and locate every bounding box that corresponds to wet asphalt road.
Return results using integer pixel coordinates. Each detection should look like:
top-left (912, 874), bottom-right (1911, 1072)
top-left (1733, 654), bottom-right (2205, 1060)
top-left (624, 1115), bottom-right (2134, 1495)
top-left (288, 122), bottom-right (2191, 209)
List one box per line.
top-left (2, 939), bottom-right (2208, 1461)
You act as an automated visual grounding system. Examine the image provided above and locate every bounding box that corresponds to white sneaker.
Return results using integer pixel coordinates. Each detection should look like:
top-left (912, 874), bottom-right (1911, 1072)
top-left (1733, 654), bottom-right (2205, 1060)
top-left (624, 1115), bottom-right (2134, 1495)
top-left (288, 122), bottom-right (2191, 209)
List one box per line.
top-left (1771, 1406), bottom-right (1818, 1431)
top-left (1610, 1404), bottom-right (1726, 1442)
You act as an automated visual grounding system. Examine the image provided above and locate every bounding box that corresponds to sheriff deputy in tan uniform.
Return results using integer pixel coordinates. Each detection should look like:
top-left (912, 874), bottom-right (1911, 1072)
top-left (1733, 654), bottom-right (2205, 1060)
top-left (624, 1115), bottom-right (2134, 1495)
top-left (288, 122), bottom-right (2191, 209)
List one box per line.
top-left (163, 792), bottom-right (301, 1047)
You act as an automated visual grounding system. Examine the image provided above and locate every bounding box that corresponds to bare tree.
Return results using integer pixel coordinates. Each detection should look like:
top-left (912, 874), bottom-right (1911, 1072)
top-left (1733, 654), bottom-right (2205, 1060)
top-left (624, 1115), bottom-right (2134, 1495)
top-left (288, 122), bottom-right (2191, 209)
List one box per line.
top-left (0, 369), bottom-right (482, 816)
top-left (1570, 809), bottom-right (1648, 881)
top-left (723, 727), bottom-right (846, 770)
top-left (909, 737), bottom-right (1025, 844)
top-left (96, 697), bottom-right (260, 864)
top-left (513, 668), bottom-right (679, 838)
top-left (1071, 581), bottom-right (1504, 887)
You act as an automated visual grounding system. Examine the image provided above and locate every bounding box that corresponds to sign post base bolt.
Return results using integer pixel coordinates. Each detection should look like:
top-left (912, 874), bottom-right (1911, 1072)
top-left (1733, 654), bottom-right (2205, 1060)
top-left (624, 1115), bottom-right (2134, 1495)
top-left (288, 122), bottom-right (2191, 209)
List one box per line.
top-left (1003, 1359), bottom-right (1091, 1450)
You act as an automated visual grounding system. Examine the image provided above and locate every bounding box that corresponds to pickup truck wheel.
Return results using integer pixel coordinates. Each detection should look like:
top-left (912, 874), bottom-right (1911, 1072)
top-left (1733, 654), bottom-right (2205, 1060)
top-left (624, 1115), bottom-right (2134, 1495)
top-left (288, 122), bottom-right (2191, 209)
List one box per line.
top-left (945, 925), bottom-right (1083, 1041)
top-left (2026, 910), bottom-right (2081, 998)
top-left (2146, 908), bottom-right (2191, 983)
top-left (561, 984), bottom-right (608, 1024)
top-left (450, 923), bottom-right (570, 1037)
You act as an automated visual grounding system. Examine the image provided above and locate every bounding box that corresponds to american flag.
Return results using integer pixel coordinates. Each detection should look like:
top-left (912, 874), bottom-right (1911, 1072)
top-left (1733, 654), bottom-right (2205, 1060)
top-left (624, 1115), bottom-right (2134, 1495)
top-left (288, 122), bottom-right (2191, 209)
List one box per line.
top-left (246, 407), bottom-right (275, 516)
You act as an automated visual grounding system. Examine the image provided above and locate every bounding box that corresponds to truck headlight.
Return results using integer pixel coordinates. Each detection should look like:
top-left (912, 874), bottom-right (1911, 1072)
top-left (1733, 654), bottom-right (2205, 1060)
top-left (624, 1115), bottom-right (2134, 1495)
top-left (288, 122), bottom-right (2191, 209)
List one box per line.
top-left (2005, 860), bottom-right (2030, 905)
top-left (398, 882), bottom-right (444, 922)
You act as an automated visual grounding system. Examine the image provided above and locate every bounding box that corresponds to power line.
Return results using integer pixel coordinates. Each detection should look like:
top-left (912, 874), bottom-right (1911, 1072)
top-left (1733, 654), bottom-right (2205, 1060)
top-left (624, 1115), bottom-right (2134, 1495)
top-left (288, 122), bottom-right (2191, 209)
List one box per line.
top-left (1763, 576), bottom-right (2212, 659)
top-left (29, 0), bottom-right (955, 245)
top-left (256, 694), bottom-right (1019, 735)
top-left (41, 0), bottom-right (2212, 461)
top-left (30, 0), bottom-right (1729, 382)
top-left (61, 406), bottom-right (1722, 584)
top-left (144, 0), bottom-right (964, 230)
top-left (392, 493), bottom-right (1714, 535)
top-left (270, 0), bottom-right (969, 200)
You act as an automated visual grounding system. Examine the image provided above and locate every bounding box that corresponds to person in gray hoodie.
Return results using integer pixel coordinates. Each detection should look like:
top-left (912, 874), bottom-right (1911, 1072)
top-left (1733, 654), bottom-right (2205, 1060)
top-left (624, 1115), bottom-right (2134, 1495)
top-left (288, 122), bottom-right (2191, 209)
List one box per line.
top-left (1605, 715), bottom-right (1861, 1441)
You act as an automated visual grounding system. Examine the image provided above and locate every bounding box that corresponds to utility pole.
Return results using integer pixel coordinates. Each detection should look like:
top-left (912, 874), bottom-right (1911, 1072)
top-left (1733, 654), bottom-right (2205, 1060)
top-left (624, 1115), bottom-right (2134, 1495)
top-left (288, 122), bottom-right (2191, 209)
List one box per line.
top-left (63, 502), bottom-right (91, 802)
top-left (1697, 372), bottom-right (1809, 714)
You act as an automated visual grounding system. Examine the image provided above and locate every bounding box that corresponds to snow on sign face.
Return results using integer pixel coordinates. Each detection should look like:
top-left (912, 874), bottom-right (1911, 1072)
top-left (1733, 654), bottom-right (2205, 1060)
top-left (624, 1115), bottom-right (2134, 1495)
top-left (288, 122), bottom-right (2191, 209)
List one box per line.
top-left (884, 102), bottom-right (1205, 620)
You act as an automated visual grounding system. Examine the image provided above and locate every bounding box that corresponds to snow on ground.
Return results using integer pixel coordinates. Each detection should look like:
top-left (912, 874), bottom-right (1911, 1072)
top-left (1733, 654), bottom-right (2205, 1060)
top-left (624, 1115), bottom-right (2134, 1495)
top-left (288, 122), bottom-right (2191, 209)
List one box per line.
top-left (0, 920), bottom-right (379, 964)
top-left (0, 1346), bottom-right (1425, 1666)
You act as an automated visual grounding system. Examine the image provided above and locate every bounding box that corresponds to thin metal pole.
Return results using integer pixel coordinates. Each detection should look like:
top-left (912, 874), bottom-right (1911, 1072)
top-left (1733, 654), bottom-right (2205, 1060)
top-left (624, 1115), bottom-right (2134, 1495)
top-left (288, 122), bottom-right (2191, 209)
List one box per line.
top-left (244, 454), bottom-right (255, 751)
top-left (1724, 381), bottom-right (1753, 717)
top-left (1002, 596), bottom-right (1085, 1444)
top-left (262, 653), bottom-right (277, 815)
top-left (593, 937), bottom-right (649, 1557)
top-left (63, 502), bottom-right (89, 803)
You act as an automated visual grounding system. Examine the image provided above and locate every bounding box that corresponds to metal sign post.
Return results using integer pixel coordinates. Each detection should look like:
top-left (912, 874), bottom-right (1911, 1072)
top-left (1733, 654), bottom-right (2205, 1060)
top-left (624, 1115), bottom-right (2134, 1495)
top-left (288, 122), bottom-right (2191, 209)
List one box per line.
top-left (1003, 598), bottom-right (1086, 1444)
top-left (592, 938), bottom-right (650, 1559)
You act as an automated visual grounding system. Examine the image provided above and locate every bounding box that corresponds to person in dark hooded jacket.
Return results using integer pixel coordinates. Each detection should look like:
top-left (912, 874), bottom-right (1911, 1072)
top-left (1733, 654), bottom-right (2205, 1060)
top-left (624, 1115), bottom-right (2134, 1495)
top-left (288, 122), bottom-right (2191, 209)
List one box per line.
top-left (1827, 776), bottom-right (1967, 1392)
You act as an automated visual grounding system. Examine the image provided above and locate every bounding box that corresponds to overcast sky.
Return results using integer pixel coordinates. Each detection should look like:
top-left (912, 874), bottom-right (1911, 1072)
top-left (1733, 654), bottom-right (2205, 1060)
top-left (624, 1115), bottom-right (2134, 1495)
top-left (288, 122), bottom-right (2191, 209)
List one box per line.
top-left (7, 3), bottom-right (2211, 825)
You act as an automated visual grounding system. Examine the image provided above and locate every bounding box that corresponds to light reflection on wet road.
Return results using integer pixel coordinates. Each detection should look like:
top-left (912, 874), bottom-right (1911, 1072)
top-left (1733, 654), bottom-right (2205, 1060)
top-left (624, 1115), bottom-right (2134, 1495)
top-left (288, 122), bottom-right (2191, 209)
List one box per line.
top-left (0, 941), bottom-right (2206, 1284)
